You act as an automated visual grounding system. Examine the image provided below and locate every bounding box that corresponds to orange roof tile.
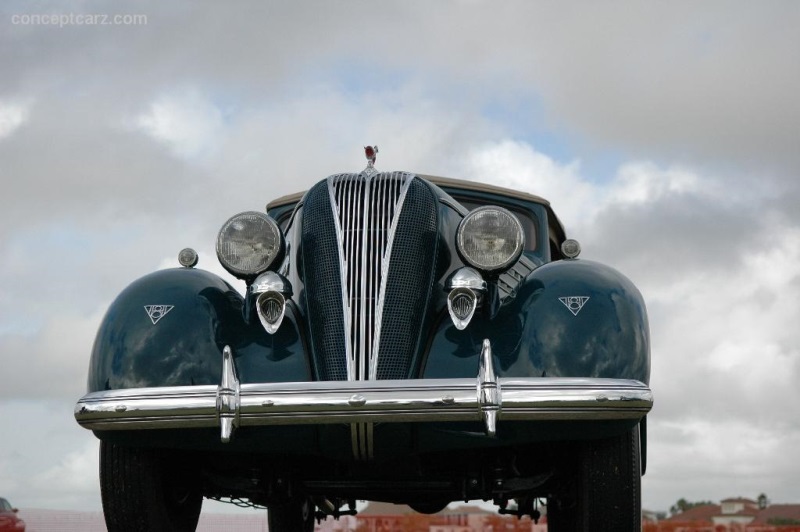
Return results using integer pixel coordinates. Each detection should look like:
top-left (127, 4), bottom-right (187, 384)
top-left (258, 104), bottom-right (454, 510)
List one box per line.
top-left (358, 502), bottom-right (416, 516)
top-left (751, 504), bottom-right (800, 525)
top-left (663, 504), bottom-right (721, 523)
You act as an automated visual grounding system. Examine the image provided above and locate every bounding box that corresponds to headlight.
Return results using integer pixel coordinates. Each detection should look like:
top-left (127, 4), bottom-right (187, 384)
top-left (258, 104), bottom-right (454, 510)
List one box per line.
top-left (456, 206), bottom-right (524, 274)
top-left (216, 211), bottom-right (283, 279)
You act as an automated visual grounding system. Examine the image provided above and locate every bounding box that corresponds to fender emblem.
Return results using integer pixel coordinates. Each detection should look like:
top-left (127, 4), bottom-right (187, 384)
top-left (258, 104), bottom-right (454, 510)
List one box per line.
top-left (144, 305), bottom-right (174, 325)
top-left (559, 296), bottom-right (589, 316)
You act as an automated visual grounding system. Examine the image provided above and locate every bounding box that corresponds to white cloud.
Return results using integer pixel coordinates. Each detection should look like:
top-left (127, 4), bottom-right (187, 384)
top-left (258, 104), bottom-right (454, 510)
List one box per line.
top-left (463, 139), bottom-right (595, 227)
top-left (0, 401), bottom-right (102, 510)
top-left (0, 308), bottom-right (103, 400)
top-left (30, 441), bottom-right (100, 494)
top-left (608, 162), bottom-right (703, 205)
top-left (645, 418), bottom-right (800, 508)
top-left (136, 89), bottom-right (225, 160)
top-left (0, 99), bottom-right (30, 140)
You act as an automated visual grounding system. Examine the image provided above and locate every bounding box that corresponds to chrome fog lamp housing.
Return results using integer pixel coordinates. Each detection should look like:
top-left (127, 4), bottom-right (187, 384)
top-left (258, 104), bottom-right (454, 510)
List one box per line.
top-left (216, 211), bottom-right (283, 279)
top-left (561, 238), bottom-right (581, 259)
top-left (446, 267), bottom-right (487, 330)
top-left (251, 271), bottom-right (292, 334)
top-left (456, 206), bottom-right (524, 274)
top-left (257, 292), bottom-right (286, 334)
top-left (178, 248), bottom-right (199, 268)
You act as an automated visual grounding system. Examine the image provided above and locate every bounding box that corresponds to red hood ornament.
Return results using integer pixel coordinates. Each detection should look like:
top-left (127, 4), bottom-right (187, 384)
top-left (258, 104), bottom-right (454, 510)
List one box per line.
top-left (363, 145), bottom-right (379, 176)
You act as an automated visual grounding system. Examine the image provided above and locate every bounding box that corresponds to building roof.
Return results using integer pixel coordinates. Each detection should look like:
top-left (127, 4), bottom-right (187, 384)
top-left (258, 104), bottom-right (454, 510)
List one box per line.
top-left (714, 507), bottom-right (760, 520)
top-left (438, 505), bottom-right (494, 517)
top-left (663, 504), bottom-right (721, 523)
top-left (358, 502), bottom-right (417, 516)
top-left (750, 504), bottom-right (800, 525)
top-left (721, 497), bottom-right (758, 504)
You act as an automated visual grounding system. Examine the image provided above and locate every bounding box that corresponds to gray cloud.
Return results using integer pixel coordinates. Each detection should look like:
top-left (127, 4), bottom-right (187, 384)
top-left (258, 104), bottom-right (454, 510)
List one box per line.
top-left (3, 1), bottom-right (797, 179)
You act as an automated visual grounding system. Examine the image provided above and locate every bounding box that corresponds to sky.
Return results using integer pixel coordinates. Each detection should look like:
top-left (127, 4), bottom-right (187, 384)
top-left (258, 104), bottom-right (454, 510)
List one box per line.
top-left (1, 0), bottom-right (799, 517)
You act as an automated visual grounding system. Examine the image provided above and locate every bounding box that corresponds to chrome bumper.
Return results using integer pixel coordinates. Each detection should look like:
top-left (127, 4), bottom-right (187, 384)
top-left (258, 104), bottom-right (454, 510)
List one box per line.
top-left (75, 341), bottom-right (653, 443)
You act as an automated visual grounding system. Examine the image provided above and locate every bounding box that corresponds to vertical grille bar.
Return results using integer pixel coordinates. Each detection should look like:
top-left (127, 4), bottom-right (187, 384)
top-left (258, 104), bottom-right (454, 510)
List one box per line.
top-left (327, 172), bottom-right (414, 381)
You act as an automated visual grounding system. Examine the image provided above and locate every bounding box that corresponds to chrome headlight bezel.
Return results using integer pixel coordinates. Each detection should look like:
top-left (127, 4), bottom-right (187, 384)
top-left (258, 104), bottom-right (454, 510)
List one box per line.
top-left (456, 206), bottom-right (525, 274)
top-left (216, 211), bottom-right (284, 279)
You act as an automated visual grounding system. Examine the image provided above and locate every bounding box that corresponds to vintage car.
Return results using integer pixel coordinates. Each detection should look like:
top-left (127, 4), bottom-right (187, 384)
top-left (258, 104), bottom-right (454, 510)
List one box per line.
top-left (75, 147), bottom-right (652, 531)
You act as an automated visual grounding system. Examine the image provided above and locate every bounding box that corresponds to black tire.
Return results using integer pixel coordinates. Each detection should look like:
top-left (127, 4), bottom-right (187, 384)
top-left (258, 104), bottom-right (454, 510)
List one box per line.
top-left (267, 498), bottom-right (315, 532)
top-left (100, 441), bottom-right (203, 532)
top-left (548, 427), bottom-right (641, 531)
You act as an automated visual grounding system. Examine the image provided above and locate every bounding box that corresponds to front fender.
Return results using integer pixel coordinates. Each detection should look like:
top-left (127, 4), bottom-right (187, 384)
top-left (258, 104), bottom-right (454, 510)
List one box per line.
top-left (424, 259), bottom-right (650, 383)
top-left (87, 268), bottom-right (310, 392)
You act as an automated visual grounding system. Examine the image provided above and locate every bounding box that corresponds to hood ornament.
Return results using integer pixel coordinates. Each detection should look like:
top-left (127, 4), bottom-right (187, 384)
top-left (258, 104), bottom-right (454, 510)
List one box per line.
top-left (363, 145), bottom-right (379, 177)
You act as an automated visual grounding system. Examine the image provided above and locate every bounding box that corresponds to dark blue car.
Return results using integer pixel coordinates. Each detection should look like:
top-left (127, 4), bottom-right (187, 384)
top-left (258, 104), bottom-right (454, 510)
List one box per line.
top-left (75, 148), bottom-right (652, 531)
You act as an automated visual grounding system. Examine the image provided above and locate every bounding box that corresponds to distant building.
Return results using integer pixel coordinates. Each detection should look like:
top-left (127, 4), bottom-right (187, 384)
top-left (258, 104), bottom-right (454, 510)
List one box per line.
top-left (749, 504), bottom-right (800, 530)
top-left (657, 503), bottom-right (721, 530)
top-left (351, 501), bottom-right (543, 531)
top-left (713, 498), bottom-right (760, 528)
top-left (355, 501), bottom-right (417, 532)
top-left (650, 498), bottom-right (800, 532)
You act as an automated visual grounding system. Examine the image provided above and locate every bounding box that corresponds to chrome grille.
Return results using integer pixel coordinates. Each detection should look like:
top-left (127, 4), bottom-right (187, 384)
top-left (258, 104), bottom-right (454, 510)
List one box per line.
top-left (327, 172), bottom-right (415, 381)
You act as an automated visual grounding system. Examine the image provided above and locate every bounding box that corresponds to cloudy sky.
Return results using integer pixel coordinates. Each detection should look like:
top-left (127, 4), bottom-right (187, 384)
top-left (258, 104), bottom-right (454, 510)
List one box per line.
top-left (1, 0), bottom-right (799, 516)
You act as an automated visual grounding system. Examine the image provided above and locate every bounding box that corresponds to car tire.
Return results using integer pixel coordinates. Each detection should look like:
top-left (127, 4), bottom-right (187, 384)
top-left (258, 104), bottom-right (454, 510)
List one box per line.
top-left (267, 498), bottom-right (315, 532)
top-left (547, 426), bottom-right (641, 531)
top-left (100, 441), bottom-right (203, 532)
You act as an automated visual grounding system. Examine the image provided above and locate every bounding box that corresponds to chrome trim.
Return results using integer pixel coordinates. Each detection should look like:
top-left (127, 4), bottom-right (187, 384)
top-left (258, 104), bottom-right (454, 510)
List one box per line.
top-left (457, 206), bottom-right (525, 274)
top-left (446, 268), bottom-right (486, 330)
top-left (561, 238), bottom-right (581, 259)
top-left (363, 145), bottom-right (378, 177)
top-left (256, 292), bottom-right (286, 334)
top-left (447, 288), bottom-right (477, 330)
top-left (251, 271), bottom-right (292, 295)
top-left (351, 421), bottom-right (374, 461)
top-left (372, 176), bottom-right (413, 380)
top-left (216, 346), bottom-right (240, 443)
top-left (326, 173), bottom-right (415, 382)
top-left (478, 339), bottom-right (500, 437)
top-left (75, 343), bottom-right (653, 439)
top-left (447, 267), bottom-right (487, 292)
top-left (251, 272), bottom-right (292, 335)
top-left (75, 377), bottom-right (652, 429)
top-left (438, 196), bottom-right (469, 216)
top-left (178, 248), bottom-right (199, 268)
top-left (216, 211), bottom-right (283, 279)
top-left (144, 305), bottom-right (174, 325)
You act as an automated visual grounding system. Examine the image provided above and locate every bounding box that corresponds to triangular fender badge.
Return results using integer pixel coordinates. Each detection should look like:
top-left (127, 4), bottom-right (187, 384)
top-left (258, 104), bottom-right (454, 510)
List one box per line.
top-left (144, 305), bottom-right (174, 325)
top-left (559, 296), bottom-right (589, 316)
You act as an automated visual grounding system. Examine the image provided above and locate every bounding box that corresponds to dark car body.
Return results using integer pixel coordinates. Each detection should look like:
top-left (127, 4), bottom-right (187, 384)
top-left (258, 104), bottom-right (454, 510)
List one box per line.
top-left (0, 498), bottom-right (25, 532)
top-left (76, 156), bottom-right (652, 531)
